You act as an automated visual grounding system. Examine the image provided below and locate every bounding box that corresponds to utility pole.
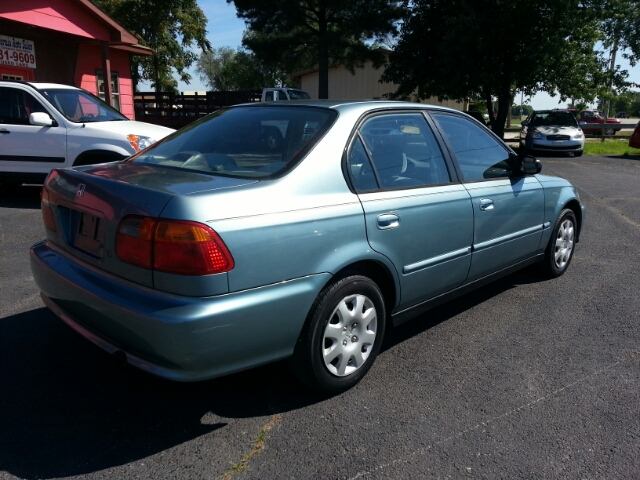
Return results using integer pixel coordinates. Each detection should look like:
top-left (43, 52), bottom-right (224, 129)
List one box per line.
top-left (604, 38), bottom-right (618, 121)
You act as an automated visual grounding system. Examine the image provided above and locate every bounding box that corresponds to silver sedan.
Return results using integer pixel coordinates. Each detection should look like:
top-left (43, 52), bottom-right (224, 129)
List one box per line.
top-left (520, 110), bottom-right (585, 156)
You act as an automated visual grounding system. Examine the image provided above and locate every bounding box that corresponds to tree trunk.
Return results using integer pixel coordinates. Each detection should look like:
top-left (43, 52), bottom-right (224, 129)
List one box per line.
top-left (154, 54), bottom-right (160, 93)
top-left (492, 86), bottom-right (511, 139)
top-left (317, 2), bottom-right (329, 99)
top-left (484, 88), bottom-right (495, 130)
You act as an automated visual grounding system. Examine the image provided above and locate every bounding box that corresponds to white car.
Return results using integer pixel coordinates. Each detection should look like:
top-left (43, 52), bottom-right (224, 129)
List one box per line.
top-left (0, 81), bottom-right (174, 186)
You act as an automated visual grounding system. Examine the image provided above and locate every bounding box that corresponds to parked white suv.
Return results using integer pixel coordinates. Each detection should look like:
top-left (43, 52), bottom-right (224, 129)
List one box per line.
top-left (0, 81), bottom-right (174, 186)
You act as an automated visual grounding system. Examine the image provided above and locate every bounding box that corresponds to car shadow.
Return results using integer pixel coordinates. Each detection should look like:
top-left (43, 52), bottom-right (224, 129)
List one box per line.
top-left (0, 184), bottom-right (42, 209)
top-left (613, 153), bottom-right (640, 161)
top-left (381, 269), bottom-right (542, 352)
top-left (0, 269), bottom-right (541, 478)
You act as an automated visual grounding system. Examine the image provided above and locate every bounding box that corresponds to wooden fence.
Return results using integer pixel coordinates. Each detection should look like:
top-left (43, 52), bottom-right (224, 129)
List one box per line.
top-left (134, 90), bottom-right (261, 129)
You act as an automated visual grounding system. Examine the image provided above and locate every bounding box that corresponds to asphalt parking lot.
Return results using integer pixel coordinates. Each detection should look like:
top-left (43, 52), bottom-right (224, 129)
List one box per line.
top-left (1, 154), bottom-right (639, 479)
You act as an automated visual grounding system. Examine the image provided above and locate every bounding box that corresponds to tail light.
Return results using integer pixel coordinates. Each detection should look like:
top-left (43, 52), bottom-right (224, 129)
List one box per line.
top-left (41, 187), bottom-right (57, 232)
top-left (116, 216), bottom-right (234, 275)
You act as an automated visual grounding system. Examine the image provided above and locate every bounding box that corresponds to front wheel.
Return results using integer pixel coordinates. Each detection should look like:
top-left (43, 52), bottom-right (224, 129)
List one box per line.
top-left (540, 208), bottom-right (577, 278)
top-left (603, 127), bottom-right (615, 136)
top-left (289, 275), bottom-right (386, 393)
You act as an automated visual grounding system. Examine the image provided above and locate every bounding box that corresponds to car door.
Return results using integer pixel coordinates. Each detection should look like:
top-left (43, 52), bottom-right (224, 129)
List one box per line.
top-left (0, 86), bottom-right (67, 175)
top-left (431, 112), bottom-right (544, 282)
top-left (348, 112), bottom-right (474, 310)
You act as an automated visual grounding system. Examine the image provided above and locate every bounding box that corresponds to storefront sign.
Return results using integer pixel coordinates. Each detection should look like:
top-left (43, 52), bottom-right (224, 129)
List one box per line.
top-left (0, 35), bottom-right (36, 69)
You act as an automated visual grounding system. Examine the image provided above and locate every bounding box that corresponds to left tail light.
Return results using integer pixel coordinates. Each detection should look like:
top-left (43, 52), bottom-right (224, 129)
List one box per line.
top-left (116, 216), bottom-right (234, 275)
top-left (41, 187), bottom-right (56, 232)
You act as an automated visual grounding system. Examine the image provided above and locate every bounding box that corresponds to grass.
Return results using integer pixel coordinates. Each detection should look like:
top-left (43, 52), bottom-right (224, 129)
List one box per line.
top-left (222, 414), bottom-right (281, 480)
top-left (583, 138), bottom-right (640, 156)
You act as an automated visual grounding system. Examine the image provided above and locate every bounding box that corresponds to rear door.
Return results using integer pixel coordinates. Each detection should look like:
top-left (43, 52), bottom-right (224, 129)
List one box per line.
top-left (348, 112), bottom-right (474, 310)
top-left (431, 112), bottom-right (544, 282)
top-left (0, 85), bottom-right (67, 175)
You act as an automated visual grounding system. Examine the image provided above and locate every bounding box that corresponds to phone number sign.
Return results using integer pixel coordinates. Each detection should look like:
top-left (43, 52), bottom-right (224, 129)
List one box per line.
top-left (0, 35), bottom-right (36, 69)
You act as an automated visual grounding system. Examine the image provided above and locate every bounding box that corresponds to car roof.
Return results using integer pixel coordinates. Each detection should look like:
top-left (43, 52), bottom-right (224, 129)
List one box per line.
top-left (27, 82), bottom-right (80, 90)
top-left (0, 80), bottom-right (81, 90)
top-left (232, 99), bottom-right (462, 116)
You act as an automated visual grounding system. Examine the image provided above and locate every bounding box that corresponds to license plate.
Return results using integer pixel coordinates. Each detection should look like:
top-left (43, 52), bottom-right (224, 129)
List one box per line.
top-left (553, 140), bottom-right (565, 143)
top-left (73, 212), bottom-right (104, 257)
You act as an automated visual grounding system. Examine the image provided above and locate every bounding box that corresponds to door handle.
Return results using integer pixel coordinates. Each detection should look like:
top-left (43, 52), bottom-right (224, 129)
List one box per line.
top-left (0, 129), bottom-right (10, 134)
top-left (377, 213), bottom-right (400, 230)
top-left (479, 198), bottom-right (494, 211)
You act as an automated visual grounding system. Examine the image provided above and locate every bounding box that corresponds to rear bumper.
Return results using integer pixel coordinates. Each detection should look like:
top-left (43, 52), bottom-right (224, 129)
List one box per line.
top-left (30, 241), bottom-right (327, 381)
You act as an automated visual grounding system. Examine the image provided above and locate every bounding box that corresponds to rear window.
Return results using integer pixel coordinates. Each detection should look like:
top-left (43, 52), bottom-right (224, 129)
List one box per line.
top-left (130, 106), bottom-right (336, 178)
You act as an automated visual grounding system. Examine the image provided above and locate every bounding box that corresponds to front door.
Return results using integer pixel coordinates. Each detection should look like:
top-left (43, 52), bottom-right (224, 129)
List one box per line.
top-left (431, 112), bottom-right (544, 282)
top-left (0, 85), bottom-right (67, 176)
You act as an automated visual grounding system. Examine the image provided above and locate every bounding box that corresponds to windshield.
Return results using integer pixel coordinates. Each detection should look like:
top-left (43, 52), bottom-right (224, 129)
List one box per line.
top-left (287, 89), bottom-right (310, 100)
top-left (530, 112), bottom-right (578, 127)
top-left (39, 88), bottom-right (128, 123)
top-left (130, 106), bottom-right (337, 178)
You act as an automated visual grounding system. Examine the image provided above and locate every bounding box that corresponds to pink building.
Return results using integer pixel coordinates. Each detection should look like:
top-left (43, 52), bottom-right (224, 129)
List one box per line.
top-left (0, 0), bottom-right (152, 119)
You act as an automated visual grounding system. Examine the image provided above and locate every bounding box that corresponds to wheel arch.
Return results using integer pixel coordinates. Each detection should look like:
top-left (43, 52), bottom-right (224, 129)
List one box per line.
top-left (563, 199), bottom-right (583, 241)
top-left (73, 149), bottom-right (129, 167)
top-left (328, 260), bottom-right (398, 328)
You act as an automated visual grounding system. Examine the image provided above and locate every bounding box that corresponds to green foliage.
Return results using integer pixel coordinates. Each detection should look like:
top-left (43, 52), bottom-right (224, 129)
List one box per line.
top-left (91, 0), bottom-right (211, 92)
top-left (511, 105), bottom-right (533, 117)
top-left (613, 90), bottom-right (640, 116)
top-left (382, 0), bottom-right (617, 137)
top-left (228, 0), bottom-right (404, 98)
top-left (195, 46), bottom-right (295, 91)
top-left (596, 0), bottom-right (640, 67)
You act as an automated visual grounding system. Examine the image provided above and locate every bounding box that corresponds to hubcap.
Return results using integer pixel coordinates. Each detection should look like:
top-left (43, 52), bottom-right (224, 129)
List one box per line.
top-left (554, 218), bottom-right (575, 269)
top-left (322, 294), bottom-right (377, 377)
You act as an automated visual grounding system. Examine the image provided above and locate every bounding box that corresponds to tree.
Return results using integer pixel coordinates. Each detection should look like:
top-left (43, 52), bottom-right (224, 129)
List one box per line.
top-left (195, 45), bottom-right (295, 91)
top-left (383, 0), bottom-right (612, 138)
top-left (196, 47), bottom-right (238, 91)
top-left (91, 0), bottom-right (210, 92)
top-left (227, 0), bottom-right (404, 99)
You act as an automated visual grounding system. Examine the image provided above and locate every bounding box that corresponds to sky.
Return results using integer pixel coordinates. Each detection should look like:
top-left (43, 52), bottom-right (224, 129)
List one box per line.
top-left (146, 1), bottom-right (640, 110)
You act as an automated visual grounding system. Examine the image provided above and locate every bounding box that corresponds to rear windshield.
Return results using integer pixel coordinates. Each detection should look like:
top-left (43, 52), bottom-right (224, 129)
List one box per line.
top-left (130, 106), bottom-right (337, 178)
top-left (530, 112), bottom-right (578, 127)
top-left (287, 89), bottom-right (310, 100)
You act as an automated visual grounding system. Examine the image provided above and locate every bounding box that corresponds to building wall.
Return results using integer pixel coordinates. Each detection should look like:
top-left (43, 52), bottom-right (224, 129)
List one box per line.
top-left (74, 45), bottom-right (134, 118)
top-left (299, 62), bottom-right (467, 111)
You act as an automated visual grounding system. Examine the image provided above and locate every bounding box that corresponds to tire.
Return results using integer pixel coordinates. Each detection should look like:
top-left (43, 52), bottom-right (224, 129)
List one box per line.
top-left (574, 150), bottom-right (583, 157)
top-left (540, 208), bottom-right (577, 278)
top-left (289, 275), bottom-right (386, 393)
top-left (603, 127), bottom-right (615, 136)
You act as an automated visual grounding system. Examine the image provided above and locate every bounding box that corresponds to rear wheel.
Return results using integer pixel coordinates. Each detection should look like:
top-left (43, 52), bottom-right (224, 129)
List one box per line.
top-left (603, 127), bottom-right (615, 136)
top-left (289, 275), bottom-right (386, 393)
top-left (540, 208), bottom-right (577, 278)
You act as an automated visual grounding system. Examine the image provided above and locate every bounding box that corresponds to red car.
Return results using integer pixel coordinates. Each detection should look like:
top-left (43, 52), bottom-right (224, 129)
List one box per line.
top-left (629, 121), bottom-right (640, 149)
top-left (577, 110), bottom-right (622, 135)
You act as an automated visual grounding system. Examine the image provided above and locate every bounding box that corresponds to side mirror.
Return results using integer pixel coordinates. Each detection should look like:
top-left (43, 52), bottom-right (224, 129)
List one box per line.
top-left (520, 155), bottom-right (542, 175)
top-left (30, 112), bottom-right (54, 127)
top-left (521, 120), bottom-right (529, 127)
top-left (578, 121), bottom-right (587, 125)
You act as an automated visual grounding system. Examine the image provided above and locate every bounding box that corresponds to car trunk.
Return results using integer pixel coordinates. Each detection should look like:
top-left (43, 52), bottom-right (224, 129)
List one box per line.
top-left (42, 162), bottom-right (255, 289)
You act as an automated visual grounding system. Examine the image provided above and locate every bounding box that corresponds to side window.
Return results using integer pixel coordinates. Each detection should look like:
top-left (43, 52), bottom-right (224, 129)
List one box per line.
top-left (97, 70), bottom-right (121, 111)
top-left (0, 87), bottom-right (48, 125)
top-left (433, 113), bottom-right (511, 181)
top-left (348, 137), bottom-right (378, 191)
top-left (355, 113), bottom-right (450, 190)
